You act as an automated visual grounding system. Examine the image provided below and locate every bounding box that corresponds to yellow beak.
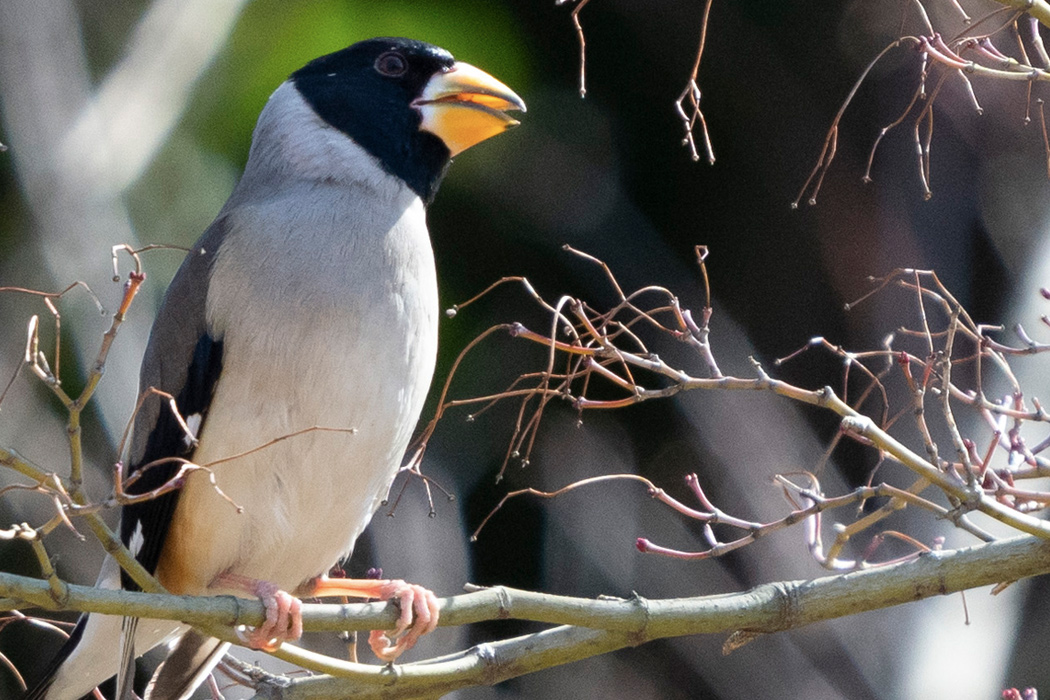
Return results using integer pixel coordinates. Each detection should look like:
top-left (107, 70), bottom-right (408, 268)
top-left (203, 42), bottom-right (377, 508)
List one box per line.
top-left (414, 62), bottom-right (526, 157)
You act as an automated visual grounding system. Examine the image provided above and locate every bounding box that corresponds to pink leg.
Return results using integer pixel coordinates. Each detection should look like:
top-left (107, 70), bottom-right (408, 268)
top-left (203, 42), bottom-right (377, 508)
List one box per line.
top-left (302, 576), bottom-right (440, 662)
top-left (213, 573), bottom-right (303, 651)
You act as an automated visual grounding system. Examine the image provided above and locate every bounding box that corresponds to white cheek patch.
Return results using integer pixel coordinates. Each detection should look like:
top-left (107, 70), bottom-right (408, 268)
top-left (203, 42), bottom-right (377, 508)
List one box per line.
top-left (184, 413), bottom-right (203, 449)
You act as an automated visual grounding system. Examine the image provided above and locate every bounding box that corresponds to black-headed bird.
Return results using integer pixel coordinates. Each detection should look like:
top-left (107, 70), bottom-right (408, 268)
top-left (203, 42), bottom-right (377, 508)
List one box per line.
top-left (23, 36), bottom-right (524, 700)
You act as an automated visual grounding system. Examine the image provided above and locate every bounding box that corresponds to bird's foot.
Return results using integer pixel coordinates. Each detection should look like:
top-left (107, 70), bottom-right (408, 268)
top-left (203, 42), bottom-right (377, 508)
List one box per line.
top-left (214, 573), bottom-right (303, 651)
top-left (303, 575), bottom-right (439, 662)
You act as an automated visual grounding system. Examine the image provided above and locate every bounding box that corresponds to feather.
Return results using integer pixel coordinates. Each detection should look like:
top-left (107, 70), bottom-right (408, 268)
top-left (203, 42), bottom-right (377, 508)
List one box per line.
top-left (121, 328), bottom-right (225, 591)
top-left (144, 630), bottom-right (229, 700)
top-left (19, 616), bottom-right (86, 700)
top-left (115, 616), bottom-right (138, 700)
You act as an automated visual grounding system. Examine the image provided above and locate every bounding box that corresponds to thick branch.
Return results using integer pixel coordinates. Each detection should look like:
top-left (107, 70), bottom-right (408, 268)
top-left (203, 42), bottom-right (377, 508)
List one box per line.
top-left (4, 535), bottom-right (1050, 698)
top-left (993, 0), bottom-right (1050, 28)
top-left (263, 535), bottom-right (1050, 699)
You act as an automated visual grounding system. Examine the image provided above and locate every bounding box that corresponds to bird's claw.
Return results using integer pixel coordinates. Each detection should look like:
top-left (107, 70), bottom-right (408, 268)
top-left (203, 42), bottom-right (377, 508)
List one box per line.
top-left (367, 580), bottom-right (439, 662)
top-left (227, 578), bottom-right (303, 651)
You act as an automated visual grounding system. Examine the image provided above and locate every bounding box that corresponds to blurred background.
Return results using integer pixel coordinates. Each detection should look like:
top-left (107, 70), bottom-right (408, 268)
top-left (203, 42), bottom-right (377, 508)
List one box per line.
top-left (1, 0), bottom-right (1049, 697)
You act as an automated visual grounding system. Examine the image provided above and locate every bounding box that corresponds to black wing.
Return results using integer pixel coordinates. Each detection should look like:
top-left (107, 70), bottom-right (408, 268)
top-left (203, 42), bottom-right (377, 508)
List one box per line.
top-left (119, 334), bottom-right (223, 590)
top-left (119, 217), bottom-right (228, 591)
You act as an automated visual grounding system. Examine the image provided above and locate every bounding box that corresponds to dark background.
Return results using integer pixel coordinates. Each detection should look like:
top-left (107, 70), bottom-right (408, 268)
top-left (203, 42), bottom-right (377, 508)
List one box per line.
top-left (1, 0), bottom-right (1048, 697)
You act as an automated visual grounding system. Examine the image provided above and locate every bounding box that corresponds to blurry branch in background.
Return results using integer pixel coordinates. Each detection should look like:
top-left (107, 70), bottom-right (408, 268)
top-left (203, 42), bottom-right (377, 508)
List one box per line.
top-left (797, 0), bottom-right (1050, 206)
top-left (555, 0), bottom-right (717, 163)
top-left (0, 0), bottom-right (248, 437)
top-left (55, 0), bottom-right (251, 194)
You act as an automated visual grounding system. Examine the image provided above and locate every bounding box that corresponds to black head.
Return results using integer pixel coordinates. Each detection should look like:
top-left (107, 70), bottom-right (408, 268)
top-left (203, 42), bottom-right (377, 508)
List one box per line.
top-left (291, 38), bottom-right (456, 202)
top-left (291, 37), bottom-right (524, 203)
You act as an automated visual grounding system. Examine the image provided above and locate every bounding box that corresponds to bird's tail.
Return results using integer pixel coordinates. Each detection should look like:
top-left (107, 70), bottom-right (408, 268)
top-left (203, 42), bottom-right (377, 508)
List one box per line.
top-left (19, 555), bottom-right (186, 699)
top-left (20, 614), bottom-right (88, 700)
top-left (143, 629), bottom-right (229, 700)
top-left (19, 609), bottom-right (184, 700)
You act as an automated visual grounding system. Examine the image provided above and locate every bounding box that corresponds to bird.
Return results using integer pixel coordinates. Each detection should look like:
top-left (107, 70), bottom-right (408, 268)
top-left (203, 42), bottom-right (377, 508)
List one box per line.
top-left (23, 36), bottom-right (525, 700)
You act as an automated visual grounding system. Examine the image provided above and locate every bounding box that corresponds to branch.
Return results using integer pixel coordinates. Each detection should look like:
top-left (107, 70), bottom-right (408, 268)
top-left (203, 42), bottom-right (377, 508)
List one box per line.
top-left (5, 535), bottom-right (1050, 698)
top-left (993, 0), bottom-right (1050, 28)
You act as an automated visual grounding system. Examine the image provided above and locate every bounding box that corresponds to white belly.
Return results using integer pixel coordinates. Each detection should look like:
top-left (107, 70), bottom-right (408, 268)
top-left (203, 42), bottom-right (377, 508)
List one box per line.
top-left (160, 183), bottom-right (438, 595)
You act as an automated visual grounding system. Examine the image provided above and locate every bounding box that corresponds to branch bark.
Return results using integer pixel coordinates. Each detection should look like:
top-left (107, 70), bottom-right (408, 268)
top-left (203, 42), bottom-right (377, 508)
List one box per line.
top-left (4, 535), bottom-right (1049, 699)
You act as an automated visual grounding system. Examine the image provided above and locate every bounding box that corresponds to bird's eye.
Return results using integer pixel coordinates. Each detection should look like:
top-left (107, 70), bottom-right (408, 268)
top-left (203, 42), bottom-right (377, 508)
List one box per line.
top-left (375, 52), bottom-right (408, 77)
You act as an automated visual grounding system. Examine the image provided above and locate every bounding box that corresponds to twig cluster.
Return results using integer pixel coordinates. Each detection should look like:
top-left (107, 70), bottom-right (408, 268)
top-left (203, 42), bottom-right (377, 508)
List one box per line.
top-left (417, 247), bottom-right (1050, 575)
top-left (797, 0), bottom-right (1050, 205)
top-left (555, 0), bottom-right (716, 163)
top-left (556, 0), bottom-right (1050, 193)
